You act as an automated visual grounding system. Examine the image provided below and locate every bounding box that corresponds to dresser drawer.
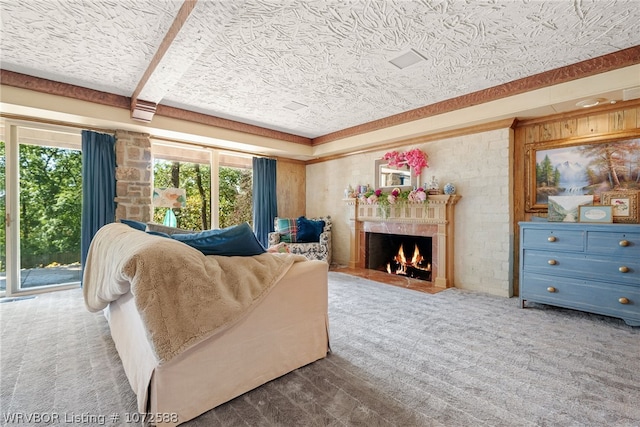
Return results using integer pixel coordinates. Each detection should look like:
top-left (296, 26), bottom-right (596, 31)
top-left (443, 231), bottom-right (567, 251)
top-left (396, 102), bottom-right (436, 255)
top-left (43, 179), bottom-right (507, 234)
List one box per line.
top-left (521, 272), bottom-right (640, 324)
top-left (519, 222), bottom-right (640, 325)
top-left (587, 231), bottom-right (640, 258)
top-left (521, 228), bottom-right (584, 252)
top-left (522, 249), bottom-right (640, 287)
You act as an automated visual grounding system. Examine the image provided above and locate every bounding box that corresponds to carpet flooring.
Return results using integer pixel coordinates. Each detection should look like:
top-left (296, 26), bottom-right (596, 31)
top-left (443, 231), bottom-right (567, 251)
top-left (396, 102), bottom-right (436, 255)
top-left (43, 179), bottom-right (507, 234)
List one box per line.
top-left (1, 272), bottom-right (639, 426)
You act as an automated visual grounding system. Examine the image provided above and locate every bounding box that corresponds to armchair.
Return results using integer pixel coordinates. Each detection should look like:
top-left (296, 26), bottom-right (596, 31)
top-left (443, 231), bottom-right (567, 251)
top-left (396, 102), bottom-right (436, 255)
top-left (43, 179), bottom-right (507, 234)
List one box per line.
top-left (268, 216), bottom-right (332, 264)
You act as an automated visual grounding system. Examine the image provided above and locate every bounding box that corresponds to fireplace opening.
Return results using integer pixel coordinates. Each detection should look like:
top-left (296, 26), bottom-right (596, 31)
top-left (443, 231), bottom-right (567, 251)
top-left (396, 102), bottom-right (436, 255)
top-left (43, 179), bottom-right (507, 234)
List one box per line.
top-left (366, 232), bottom-right (433, 281)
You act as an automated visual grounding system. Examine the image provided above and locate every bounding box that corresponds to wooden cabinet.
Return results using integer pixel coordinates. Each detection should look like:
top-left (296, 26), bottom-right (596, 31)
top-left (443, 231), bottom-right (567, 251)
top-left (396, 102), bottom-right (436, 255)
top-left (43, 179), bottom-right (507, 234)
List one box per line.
top-left (519, 222), bottom-right (640, 326)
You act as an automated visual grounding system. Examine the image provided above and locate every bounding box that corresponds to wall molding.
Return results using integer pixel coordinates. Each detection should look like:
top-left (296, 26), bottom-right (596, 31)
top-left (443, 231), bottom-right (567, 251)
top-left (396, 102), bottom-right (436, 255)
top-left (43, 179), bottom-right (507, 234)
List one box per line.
top-left (313, 46), bottom-right (640, 145)
top-left (2, 46), bottom-right (638, 149)
top-left (306, 118), bottom-right (517, 165)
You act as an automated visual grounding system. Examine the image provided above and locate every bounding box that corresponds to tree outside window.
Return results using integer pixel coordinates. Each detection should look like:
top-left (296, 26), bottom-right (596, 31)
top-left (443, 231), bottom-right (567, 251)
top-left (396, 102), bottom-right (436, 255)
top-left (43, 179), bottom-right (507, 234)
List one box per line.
top-left (218, 166), bottom-right (253, 228)
top-left (2, 142), bottom-right (82, 269)
top-left (153, 158), bottom-right (252, 230)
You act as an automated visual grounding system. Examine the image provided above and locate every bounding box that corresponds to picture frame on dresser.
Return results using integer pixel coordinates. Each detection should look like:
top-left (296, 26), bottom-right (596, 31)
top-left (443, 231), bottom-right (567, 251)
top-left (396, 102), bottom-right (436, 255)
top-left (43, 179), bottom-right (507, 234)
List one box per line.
top-left (547, 195), bottom-right (593, 222)
top-left (578, 205), bottom-right (612, 223)
top-left (525, 137), bottom-right (640, 212)
top-left (601, 190), bottom-right (639, 224)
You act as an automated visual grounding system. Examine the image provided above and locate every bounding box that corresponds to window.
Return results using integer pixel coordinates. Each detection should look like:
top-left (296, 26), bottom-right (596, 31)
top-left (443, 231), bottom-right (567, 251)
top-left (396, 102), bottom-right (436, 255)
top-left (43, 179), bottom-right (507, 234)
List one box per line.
top-left (218, 153), bottom-right (253, 228)
top-left (153, 158), bottom-right (212, 230)
top-left (152, 142), bottom-right (252, 230)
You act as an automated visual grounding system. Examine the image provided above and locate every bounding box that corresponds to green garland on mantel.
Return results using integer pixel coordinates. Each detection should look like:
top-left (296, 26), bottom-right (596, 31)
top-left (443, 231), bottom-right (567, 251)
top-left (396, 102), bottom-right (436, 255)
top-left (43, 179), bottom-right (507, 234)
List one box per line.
top-left (360, 187), bottom-right (427, 207)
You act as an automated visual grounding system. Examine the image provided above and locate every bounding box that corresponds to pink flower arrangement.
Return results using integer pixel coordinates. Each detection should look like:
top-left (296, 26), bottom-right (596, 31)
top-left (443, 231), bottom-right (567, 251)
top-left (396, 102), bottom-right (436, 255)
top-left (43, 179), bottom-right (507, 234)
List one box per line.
top-left (408, 187), bottom-right (427, 202)
top-left (382, 151), bottom-right (405, 168)
top-left (404, 149), bottom-right (428, 175)
top-left (365, 188), bottom-right (383, 204)
top-left (387, 188), bottom-right (401, 204)
top-left (361, 186), bottom-right (428, 206)
top-left (382, 148), bottom-right (428, 176)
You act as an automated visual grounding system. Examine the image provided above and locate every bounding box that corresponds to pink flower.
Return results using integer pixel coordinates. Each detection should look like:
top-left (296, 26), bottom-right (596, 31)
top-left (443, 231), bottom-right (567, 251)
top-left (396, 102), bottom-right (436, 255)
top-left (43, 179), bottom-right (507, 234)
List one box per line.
top-left (382, 148), bottom-right (428, 176)
top-left (375, 188), bottom-right (383, 196)
top-left (367, 194), bottom-right (378, 204)
top-left (409, 189), bottom-right (427, 202)
top-left (382, 151), bottom-right (405, 168)
top-left (404, 148), bottom-right (429, 176)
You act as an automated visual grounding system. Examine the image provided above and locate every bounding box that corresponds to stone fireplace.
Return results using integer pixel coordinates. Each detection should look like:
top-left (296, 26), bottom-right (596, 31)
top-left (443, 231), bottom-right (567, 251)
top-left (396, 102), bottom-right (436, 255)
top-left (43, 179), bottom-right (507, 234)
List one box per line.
top-left (345, 195), bottom-right (460, 288)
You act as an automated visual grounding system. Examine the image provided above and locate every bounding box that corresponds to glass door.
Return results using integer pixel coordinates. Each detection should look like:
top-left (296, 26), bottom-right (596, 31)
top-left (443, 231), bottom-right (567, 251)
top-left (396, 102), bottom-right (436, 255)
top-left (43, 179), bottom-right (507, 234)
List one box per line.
top-left (2, 121), bottom-right (82, 296)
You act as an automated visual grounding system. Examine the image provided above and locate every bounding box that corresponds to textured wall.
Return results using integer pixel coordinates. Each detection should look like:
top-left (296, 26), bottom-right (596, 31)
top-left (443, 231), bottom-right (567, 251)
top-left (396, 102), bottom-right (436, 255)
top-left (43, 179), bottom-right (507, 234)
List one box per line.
top-left (276, 159), bottom-right (306, 219)
top-left (306, 128), bottom-right (513, 297)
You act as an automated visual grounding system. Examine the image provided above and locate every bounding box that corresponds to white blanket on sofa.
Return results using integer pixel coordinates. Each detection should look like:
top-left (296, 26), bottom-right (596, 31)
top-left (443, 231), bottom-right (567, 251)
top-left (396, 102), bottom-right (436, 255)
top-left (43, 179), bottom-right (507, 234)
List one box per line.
top-left (83, 223), bottom-right (305, 363)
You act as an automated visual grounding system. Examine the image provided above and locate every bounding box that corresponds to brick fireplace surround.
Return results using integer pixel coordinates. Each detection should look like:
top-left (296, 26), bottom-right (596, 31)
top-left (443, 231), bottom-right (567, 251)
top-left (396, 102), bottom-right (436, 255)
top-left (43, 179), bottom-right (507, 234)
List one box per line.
top-left (345, 195), bottom-right (460, 288)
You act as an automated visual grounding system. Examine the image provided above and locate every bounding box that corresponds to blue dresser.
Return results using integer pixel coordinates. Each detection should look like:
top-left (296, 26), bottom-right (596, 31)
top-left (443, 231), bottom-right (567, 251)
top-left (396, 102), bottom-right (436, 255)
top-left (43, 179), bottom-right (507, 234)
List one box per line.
top-left (519, 222), bottom-right (640, 326)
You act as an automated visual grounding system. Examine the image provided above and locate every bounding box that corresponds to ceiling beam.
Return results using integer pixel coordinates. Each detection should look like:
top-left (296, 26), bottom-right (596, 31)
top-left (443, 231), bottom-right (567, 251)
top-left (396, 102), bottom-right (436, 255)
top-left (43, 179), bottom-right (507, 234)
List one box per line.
top-left (130, 0), bottom-right (198, 122)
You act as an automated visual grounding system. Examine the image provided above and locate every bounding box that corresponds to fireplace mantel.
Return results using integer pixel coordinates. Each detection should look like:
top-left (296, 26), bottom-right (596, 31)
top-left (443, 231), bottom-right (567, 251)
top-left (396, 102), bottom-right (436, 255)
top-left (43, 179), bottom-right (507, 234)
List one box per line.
top-left (344, 195), bottom-right (461, 288)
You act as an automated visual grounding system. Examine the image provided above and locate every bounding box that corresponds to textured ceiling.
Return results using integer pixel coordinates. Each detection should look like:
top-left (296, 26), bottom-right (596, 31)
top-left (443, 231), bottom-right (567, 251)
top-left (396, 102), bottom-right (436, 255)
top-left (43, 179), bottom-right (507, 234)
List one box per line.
top-left (1, 0), bottom-right (640, 139)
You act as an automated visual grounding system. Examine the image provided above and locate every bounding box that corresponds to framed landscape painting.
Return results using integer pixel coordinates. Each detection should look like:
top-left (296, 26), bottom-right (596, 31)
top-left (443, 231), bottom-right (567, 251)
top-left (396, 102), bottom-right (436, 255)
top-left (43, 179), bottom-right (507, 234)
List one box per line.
top-left (547, 195), bottom-right (594, 222)
top-left (526, 137), bottom-right (640, 211)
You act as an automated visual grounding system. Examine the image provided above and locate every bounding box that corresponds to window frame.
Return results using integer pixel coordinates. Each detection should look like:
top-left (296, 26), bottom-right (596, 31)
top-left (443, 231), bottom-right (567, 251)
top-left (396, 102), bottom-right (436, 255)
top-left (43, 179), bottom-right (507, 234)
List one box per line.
top-left (151, 140), bottom-right (253, 229)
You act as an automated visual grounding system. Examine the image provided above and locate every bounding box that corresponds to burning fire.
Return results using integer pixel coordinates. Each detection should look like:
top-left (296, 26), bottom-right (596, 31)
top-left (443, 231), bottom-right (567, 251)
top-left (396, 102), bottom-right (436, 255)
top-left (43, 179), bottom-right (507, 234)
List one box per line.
top-left (386, 243), bottom-right (431, 277)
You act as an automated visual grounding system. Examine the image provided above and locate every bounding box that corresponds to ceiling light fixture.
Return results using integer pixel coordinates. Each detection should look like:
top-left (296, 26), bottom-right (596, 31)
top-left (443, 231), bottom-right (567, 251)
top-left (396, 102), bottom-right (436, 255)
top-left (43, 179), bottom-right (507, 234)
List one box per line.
top-left (283, 101), bottom-right (308, 111)
top-left (575, 98), bottom-right (607, 108)
top-left (389, 48), bottom-right (427, 69)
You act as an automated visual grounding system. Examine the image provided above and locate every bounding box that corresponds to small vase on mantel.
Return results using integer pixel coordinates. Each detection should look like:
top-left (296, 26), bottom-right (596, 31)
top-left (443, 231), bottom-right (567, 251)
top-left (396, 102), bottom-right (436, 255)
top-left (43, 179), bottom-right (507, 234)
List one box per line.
top-left (443, 182), bottom-right (456, 195)
top-left (426, 176), bottom-right (441, 195)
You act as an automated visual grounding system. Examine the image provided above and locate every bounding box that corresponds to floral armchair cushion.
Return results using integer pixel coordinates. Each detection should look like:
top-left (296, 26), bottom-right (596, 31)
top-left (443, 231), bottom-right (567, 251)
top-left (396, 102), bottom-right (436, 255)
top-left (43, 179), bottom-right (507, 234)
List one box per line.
top-left (268, 216), bottom-right (332, 264)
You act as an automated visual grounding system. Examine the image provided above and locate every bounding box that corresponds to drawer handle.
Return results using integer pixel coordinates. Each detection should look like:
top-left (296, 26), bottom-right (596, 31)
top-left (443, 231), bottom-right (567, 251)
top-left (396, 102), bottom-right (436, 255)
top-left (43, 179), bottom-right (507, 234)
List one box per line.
top-left (548, 259), bottom-right (557, 265)
top-left (619, 266), bottom-right (630, 273)
top-left (547, 236), bottom-right (556, 242)
top-left (619, 240), bottom-right (629, 247)
top-left (619, 297), bottom-right (630, 305)
top-left (547, 287), bottom-right (557, 293)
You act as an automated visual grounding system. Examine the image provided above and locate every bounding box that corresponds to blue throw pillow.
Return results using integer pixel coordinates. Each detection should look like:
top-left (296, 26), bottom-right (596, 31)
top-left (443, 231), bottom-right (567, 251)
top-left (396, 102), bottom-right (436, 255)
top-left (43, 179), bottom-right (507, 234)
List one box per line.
top-left (146, 223), bottom-right (197, 235)
top-left (296, 217), bottom-right (325, 243)
top-left (120, 219), bottom-right (147, 231)
top-left (146, 230), bottom-right (171, 238)
top-left (171, 222), bottom-right (265, 256)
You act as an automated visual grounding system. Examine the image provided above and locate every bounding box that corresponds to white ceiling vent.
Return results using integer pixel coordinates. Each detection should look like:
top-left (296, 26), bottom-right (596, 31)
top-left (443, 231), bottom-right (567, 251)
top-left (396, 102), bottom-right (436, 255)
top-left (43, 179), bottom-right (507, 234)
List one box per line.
top-left (389, 49), bottom-right (427, 69)
top-left (283, 101), bottom-right (308, 111)
top-left (622, 86), bottom-right (640, 101)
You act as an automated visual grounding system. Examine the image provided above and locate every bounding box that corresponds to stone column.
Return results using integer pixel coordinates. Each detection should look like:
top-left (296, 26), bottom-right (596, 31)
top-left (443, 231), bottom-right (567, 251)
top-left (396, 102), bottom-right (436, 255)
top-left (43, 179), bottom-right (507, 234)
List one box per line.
top-left (114, 130), bottom-right (153, 222)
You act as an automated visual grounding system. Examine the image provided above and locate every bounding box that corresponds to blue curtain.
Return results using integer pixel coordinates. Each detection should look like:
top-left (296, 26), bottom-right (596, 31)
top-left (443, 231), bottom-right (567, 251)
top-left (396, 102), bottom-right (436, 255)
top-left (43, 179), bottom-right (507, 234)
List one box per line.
top-left (81, 130), bottom-right (116, 268)
top-left (252, 157), bottom-right (277, 248)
